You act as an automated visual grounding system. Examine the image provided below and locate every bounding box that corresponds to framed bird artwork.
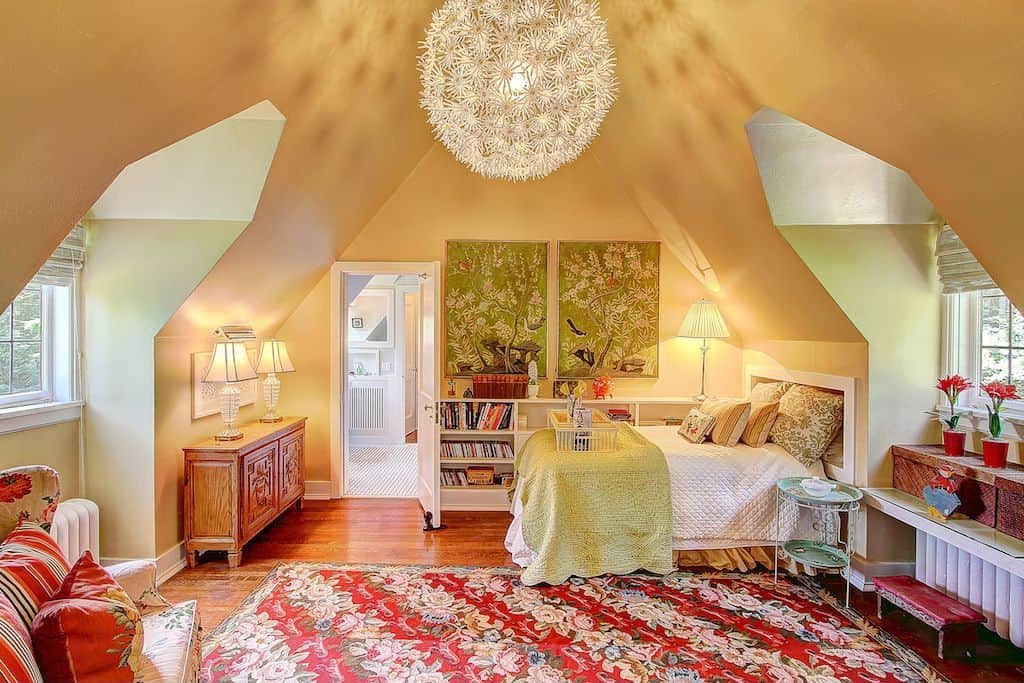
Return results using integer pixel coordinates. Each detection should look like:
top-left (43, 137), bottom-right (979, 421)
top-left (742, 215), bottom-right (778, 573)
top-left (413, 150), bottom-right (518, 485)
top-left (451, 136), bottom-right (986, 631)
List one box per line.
top-left (556, 241), bottom-right (660, 378)
top-left (444, 240), bottom-right (548, 377)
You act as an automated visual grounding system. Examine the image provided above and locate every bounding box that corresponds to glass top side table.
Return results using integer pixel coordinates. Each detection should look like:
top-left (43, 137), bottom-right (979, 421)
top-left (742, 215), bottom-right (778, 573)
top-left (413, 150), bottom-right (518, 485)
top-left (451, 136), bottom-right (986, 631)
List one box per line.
top-left (774, 477), bottom-right (863, 606)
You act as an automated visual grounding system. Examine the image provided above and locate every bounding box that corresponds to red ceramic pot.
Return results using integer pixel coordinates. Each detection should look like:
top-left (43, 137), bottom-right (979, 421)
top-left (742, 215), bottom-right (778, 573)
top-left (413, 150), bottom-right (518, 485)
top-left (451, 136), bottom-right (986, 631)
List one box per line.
top-left (942, 430), bottom-right (966, 457)
top-left (982, 439), bottom-right (1009, 468)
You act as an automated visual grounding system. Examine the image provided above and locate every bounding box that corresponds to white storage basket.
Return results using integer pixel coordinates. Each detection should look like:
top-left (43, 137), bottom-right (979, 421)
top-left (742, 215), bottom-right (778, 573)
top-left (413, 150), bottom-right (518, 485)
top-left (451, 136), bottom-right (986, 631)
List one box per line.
top-left (549, 410), bottom-right (619, 453)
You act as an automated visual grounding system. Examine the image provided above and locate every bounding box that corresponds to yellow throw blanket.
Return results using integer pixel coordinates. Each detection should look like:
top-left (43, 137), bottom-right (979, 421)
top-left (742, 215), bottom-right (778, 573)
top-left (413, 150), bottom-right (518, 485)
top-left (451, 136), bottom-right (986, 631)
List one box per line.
top-left (511, 423), bottom-right (674, 585)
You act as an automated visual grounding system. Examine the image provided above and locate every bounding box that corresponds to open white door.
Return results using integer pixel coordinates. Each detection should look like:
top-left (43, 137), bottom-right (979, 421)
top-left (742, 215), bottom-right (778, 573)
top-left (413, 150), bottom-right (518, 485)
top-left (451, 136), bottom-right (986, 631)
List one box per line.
top-left (417, 265), bottom-right (443, 530)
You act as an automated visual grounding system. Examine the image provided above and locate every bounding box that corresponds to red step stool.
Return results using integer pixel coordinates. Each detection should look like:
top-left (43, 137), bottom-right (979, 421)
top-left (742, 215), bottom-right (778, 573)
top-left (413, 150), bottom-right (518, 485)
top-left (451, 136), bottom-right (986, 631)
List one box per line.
top-left (874, 575), bottom-right (986, 659)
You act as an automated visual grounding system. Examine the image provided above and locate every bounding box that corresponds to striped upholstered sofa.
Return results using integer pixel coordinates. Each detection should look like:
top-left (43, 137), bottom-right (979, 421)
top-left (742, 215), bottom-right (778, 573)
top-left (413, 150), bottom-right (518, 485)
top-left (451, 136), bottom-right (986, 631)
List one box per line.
top-left (0, 465), bottom-right (201, 683)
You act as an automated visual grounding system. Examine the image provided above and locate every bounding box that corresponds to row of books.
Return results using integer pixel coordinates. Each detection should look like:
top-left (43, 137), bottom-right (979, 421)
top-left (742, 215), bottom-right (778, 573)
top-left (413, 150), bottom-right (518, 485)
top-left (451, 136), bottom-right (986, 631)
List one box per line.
top-left (441, 467), bottom-right (514, 488)
top-left (441, 441), bottom-right (514, 459)
top-left (440, 402), bottom-right (514, 431)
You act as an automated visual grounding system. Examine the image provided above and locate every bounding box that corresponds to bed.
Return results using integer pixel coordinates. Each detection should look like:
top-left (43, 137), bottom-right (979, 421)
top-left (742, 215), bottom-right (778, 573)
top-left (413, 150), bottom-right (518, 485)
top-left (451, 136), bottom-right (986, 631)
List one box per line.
top-left (505, 368), bottom-right (856, 579)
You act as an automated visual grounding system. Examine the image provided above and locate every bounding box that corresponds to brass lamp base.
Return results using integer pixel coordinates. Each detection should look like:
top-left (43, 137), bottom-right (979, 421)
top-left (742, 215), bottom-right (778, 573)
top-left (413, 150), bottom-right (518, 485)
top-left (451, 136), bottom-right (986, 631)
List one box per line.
top-left (260, 415), bottom-right (284, 423)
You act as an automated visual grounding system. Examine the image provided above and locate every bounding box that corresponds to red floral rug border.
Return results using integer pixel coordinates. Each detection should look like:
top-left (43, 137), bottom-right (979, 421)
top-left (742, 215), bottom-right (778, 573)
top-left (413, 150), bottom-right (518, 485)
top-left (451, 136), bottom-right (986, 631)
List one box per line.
top-left (203, 562), bottom-right (948, 682)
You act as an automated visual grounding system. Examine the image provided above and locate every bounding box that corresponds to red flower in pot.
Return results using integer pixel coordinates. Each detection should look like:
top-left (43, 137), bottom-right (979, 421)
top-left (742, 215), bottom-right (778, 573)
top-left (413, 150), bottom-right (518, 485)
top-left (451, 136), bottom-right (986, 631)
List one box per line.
top-left (936, 375), bottom-right (972, 456)
top-left (980, 380), bottom-right (1020, 468)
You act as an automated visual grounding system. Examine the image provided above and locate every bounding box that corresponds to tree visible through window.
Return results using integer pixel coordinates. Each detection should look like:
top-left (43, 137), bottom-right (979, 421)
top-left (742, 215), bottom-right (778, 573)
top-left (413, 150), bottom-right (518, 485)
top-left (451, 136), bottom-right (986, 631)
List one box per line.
top-left (980, 289), bottom-right (1024, 393)
top-left (0, 286), bottom-right (44, 398)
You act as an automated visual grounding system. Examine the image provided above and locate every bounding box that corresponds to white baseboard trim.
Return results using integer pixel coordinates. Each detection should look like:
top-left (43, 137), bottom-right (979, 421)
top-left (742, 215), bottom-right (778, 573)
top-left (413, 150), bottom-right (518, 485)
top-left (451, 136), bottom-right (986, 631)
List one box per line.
top-left (156, 542), bottom-right (187, 585)
top-left (100, 542), bottom-right (188, 586)
top-left (305, 480), bottom-right (332, 500)
top-left (848, 556), bottom-right (916, 592)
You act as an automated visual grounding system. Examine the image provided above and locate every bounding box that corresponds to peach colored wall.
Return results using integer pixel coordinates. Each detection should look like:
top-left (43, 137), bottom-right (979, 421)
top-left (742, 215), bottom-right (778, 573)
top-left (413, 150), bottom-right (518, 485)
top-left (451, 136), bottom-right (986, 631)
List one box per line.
top-left (0, 421), bottom-right (80, 499)
top-left (275, 149), bottom-right (746, 485)
top-left (84, 219), bottom-right (247, 559)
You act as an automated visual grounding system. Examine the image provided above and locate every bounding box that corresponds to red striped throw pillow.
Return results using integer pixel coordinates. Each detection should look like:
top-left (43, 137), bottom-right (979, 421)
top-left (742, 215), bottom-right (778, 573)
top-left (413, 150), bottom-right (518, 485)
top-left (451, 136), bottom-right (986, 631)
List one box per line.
top-left (0, 592), bottom-right (42, 683)
top-left (0, 521), bottom-right (70, 630)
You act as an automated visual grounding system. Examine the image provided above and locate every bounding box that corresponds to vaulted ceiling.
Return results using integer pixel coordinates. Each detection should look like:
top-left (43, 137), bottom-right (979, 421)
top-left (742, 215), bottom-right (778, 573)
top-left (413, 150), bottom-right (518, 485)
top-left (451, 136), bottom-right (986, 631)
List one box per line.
top-left (3, 1), bottom-right (1023, 342)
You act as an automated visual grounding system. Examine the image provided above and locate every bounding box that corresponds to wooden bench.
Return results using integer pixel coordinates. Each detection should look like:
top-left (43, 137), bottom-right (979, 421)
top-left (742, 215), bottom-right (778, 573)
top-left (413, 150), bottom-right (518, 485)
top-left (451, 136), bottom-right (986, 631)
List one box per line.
top-left (874, 575), bottom-right (986, 659)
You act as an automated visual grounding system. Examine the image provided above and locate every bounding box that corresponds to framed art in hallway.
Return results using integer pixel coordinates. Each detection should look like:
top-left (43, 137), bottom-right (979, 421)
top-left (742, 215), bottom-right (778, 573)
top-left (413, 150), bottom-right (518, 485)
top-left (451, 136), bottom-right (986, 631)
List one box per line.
top-left (444, 240), bottom-right (548, 377)
top-left (557, 241), bottom-right (660, 378)
top-left (191, 350), bottom-right (259, 419)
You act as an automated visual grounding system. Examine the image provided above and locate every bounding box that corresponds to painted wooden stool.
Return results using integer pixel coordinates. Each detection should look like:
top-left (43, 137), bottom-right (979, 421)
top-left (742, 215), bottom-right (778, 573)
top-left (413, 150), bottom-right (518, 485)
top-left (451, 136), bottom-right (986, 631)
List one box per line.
top-left (874, 575), bottom-right (986, 659)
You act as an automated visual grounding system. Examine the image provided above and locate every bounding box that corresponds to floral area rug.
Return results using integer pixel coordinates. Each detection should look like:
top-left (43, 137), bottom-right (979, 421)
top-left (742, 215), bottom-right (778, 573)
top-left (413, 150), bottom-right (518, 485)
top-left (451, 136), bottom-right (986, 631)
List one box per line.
top-left (202, 563), bottom-right (945, 682)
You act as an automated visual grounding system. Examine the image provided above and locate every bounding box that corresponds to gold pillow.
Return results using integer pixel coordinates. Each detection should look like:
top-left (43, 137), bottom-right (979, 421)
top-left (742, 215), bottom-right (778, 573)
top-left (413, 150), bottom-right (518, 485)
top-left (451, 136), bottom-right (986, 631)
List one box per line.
top-left (678, 409), bottom-right (716, 443)
top-left (699, 398), bottom-right (751, 447)
top-left (749, 381), bottom-right (793, 403)
top-left (769, 386), bottom-right (844, 467)
top-left (741, 401), bottom-right (780, 447)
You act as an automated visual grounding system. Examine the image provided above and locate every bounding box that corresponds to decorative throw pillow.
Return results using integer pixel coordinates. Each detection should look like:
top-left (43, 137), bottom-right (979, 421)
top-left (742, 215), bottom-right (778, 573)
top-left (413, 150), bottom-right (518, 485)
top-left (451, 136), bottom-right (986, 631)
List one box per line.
top-left (769, 385), bottom-right (844, 467)
top-left (741, 401), bottom-right (780, 448)
top-left (0, 521), bottom-right (70, 630)
top-left (31, 551), bottom-right (144, 683)
top-left (0, 466), bottom-right (60, 540)
top-left (678, 409), bottom-right (716, 443)
top-left (699, 398), bottom-right (751, 446)
top-left (0, 593), bottom-right (43, 683)
top-left (748, 381), bottom-right (793, 404)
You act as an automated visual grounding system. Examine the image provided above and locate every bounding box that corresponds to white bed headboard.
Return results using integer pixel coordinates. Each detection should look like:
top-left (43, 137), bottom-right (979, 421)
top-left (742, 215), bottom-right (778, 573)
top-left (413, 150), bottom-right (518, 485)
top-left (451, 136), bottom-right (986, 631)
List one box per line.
top-left (743, 365), bottom-right (857, 485)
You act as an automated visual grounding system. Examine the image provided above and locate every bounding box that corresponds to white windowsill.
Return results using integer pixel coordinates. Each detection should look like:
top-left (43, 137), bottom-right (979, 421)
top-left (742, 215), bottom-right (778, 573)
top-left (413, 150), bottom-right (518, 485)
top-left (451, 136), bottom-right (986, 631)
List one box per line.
top-left (931, 403), bottom-right (1024, 438)
top-left (0, 401), bottom-right (83, 436)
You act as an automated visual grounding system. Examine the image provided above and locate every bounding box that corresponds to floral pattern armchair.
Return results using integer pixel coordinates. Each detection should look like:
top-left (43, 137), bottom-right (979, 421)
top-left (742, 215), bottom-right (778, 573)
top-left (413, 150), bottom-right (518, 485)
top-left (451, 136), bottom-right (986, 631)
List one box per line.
top-left (0, 466), bottom-right (201, 683)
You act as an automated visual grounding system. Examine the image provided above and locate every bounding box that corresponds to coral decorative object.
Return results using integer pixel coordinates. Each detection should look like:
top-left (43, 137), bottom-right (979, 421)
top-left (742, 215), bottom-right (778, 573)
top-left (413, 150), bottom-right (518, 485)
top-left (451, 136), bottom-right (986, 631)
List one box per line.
top-left (592, 375), bottom-right (613, 400)
top-left (980, 381), bottom-right (1019, 468)
top-left (936, 375), bottom-right (972, 456)
top-left (923, 464), bottom-right (961, 520)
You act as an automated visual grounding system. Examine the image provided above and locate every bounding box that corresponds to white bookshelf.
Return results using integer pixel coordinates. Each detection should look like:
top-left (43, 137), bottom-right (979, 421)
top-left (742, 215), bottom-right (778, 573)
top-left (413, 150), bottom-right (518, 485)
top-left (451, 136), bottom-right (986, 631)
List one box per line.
top-left (437, 396), bottom-right (700, 512)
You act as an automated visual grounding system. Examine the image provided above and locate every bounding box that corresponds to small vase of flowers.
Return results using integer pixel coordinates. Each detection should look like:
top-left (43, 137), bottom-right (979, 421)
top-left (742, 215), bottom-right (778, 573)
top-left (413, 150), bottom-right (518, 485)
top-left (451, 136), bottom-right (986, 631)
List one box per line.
top-left (936, 374), bottom-right (972, 456)
top-left (980, 380), bottom-right (1019, 468)
top-left (592, 375), bottom-right (613, 400)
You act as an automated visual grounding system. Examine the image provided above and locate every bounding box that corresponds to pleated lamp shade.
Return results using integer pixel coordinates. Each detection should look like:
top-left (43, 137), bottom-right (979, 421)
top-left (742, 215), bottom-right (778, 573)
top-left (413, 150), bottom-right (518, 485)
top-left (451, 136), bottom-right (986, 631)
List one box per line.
top-left (678, 299), bottom-right (730, 339)
top-left (203, 342), bottom-right (258, 383)
top-left (255, 340), bottom-right (295, 374)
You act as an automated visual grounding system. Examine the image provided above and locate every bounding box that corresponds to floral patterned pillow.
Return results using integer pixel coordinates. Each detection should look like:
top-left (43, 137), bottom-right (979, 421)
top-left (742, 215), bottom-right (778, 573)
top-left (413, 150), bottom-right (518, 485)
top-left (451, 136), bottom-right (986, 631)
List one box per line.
top-left (678, 409), bottom-right (716, 443)
top-left (748, 381), bottom-right (793, 404)
top-left (0, 466), bottom-right (60, 540)
top-left (769, 386), bottom-right (844, 467)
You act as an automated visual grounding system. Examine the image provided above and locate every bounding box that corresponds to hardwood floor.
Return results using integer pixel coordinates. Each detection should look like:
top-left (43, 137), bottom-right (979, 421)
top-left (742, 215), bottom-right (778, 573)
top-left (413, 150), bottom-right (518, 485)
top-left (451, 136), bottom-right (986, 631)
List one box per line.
top-left (162, 499), bottom-right (1024, 681)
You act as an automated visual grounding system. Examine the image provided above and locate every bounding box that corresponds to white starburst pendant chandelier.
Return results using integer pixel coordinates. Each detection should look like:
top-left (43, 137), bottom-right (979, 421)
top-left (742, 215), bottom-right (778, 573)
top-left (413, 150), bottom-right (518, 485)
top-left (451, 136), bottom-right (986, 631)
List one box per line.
top-left (419, 0), bottom-right (618, 182)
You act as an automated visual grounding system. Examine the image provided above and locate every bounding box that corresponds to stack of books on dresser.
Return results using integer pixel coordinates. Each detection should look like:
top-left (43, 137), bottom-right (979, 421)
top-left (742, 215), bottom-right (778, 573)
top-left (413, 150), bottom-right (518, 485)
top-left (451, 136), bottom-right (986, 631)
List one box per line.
top-left (441, 402), bottom-right (513, 430)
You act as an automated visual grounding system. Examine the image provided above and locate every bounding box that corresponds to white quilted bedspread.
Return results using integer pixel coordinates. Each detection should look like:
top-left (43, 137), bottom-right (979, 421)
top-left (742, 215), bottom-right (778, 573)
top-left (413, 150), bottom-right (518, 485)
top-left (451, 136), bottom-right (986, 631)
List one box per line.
top-left (639, 426), bottom-right (822, 549)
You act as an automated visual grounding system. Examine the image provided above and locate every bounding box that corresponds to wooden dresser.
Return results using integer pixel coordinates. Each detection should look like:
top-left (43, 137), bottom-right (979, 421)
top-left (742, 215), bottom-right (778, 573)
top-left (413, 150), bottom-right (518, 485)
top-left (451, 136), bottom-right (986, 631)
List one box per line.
top-left (183, 417), bottom-right (306, 568)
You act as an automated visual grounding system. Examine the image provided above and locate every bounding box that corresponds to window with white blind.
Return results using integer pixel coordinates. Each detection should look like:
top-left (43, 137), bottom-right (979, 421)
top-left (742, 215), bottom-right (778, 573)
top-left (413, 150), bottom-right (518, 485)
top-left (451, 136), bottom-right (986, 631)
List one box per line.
top-left (0, 225), bottom-right (83, 411)
top-left (939, 224), bottom-right (1024, 417)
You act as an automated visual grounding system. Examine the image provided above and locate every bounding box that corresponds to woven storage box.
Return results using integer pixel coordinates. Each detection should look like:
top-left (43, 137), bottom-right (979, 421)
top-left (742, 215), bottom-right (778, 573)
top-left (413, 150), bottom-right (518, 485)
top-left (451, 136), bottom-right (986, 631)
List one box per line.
top-left (549, 410), bottom-right (618, 452)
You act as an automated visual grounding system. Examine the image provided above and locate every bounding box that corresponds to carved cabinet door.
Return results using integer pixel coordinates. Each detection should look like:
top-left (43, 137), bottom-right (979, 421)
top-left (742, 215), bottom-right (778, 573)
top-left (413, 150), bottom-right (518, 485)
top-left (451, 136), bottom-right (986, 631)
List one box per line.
top-left (279, 431), bottom-right (305, 508)
top-left (241, 443), bottom-right (279, 541)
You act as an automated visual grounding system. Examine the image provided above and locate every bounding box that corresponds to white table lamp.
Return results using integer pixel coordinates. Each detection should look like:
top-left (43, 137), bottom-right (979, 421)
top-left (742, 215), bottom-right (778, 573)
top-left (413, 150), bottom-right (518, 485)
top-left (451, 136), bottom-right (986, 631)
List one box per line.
top-left (255, 340), bottom-right (295, 423)
top-left (678, 299), bottom-right (730, 401)
top-left (203, 341), bottom-right (258, 441)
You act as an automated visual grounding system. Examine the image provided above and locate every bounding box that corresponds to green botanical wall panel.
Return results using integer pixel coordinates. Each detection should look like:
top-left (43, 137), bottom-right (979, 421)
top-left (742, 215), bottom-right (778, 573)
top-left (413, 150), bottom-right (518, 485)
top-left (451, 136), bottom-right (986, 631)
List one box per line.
top-left (445, 240), bottom-right (547, 376)
top-left (558, 241), bottom-right (660, 378)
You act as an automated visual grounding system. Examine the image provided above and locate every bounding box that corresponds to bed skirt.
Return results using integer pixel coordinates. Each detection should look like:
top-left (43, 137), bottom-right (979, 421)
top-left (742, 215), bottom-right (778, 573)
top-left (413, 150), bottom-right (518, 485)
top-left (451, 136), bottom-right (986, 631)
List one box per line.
top-left (673, 547), bottom-right (811, 574)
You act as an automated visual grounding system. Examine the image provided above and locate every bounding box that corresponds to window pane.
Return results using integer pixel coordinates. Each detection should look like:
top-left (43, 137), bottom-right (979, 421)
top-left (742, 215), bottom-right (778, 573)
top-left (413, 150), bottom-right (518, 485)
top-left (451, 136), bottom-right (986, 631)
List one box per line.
top-left (0, 306), bottom-right (9, 341)
top-left (12, 289), bottom-right (41, 341)
top-left (0, 344), bottom-right (9, 394)
top-left (1013, 304), bottom-right (1024, 348)
top-left (982, 295), bottom-right (1009, 346)
top-left (11, 342), bottom-right (41, 393)
top-left (982, 347), bottom-right (1011, 386)
top-left (1014, 349), bottom-right (1024, 395)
